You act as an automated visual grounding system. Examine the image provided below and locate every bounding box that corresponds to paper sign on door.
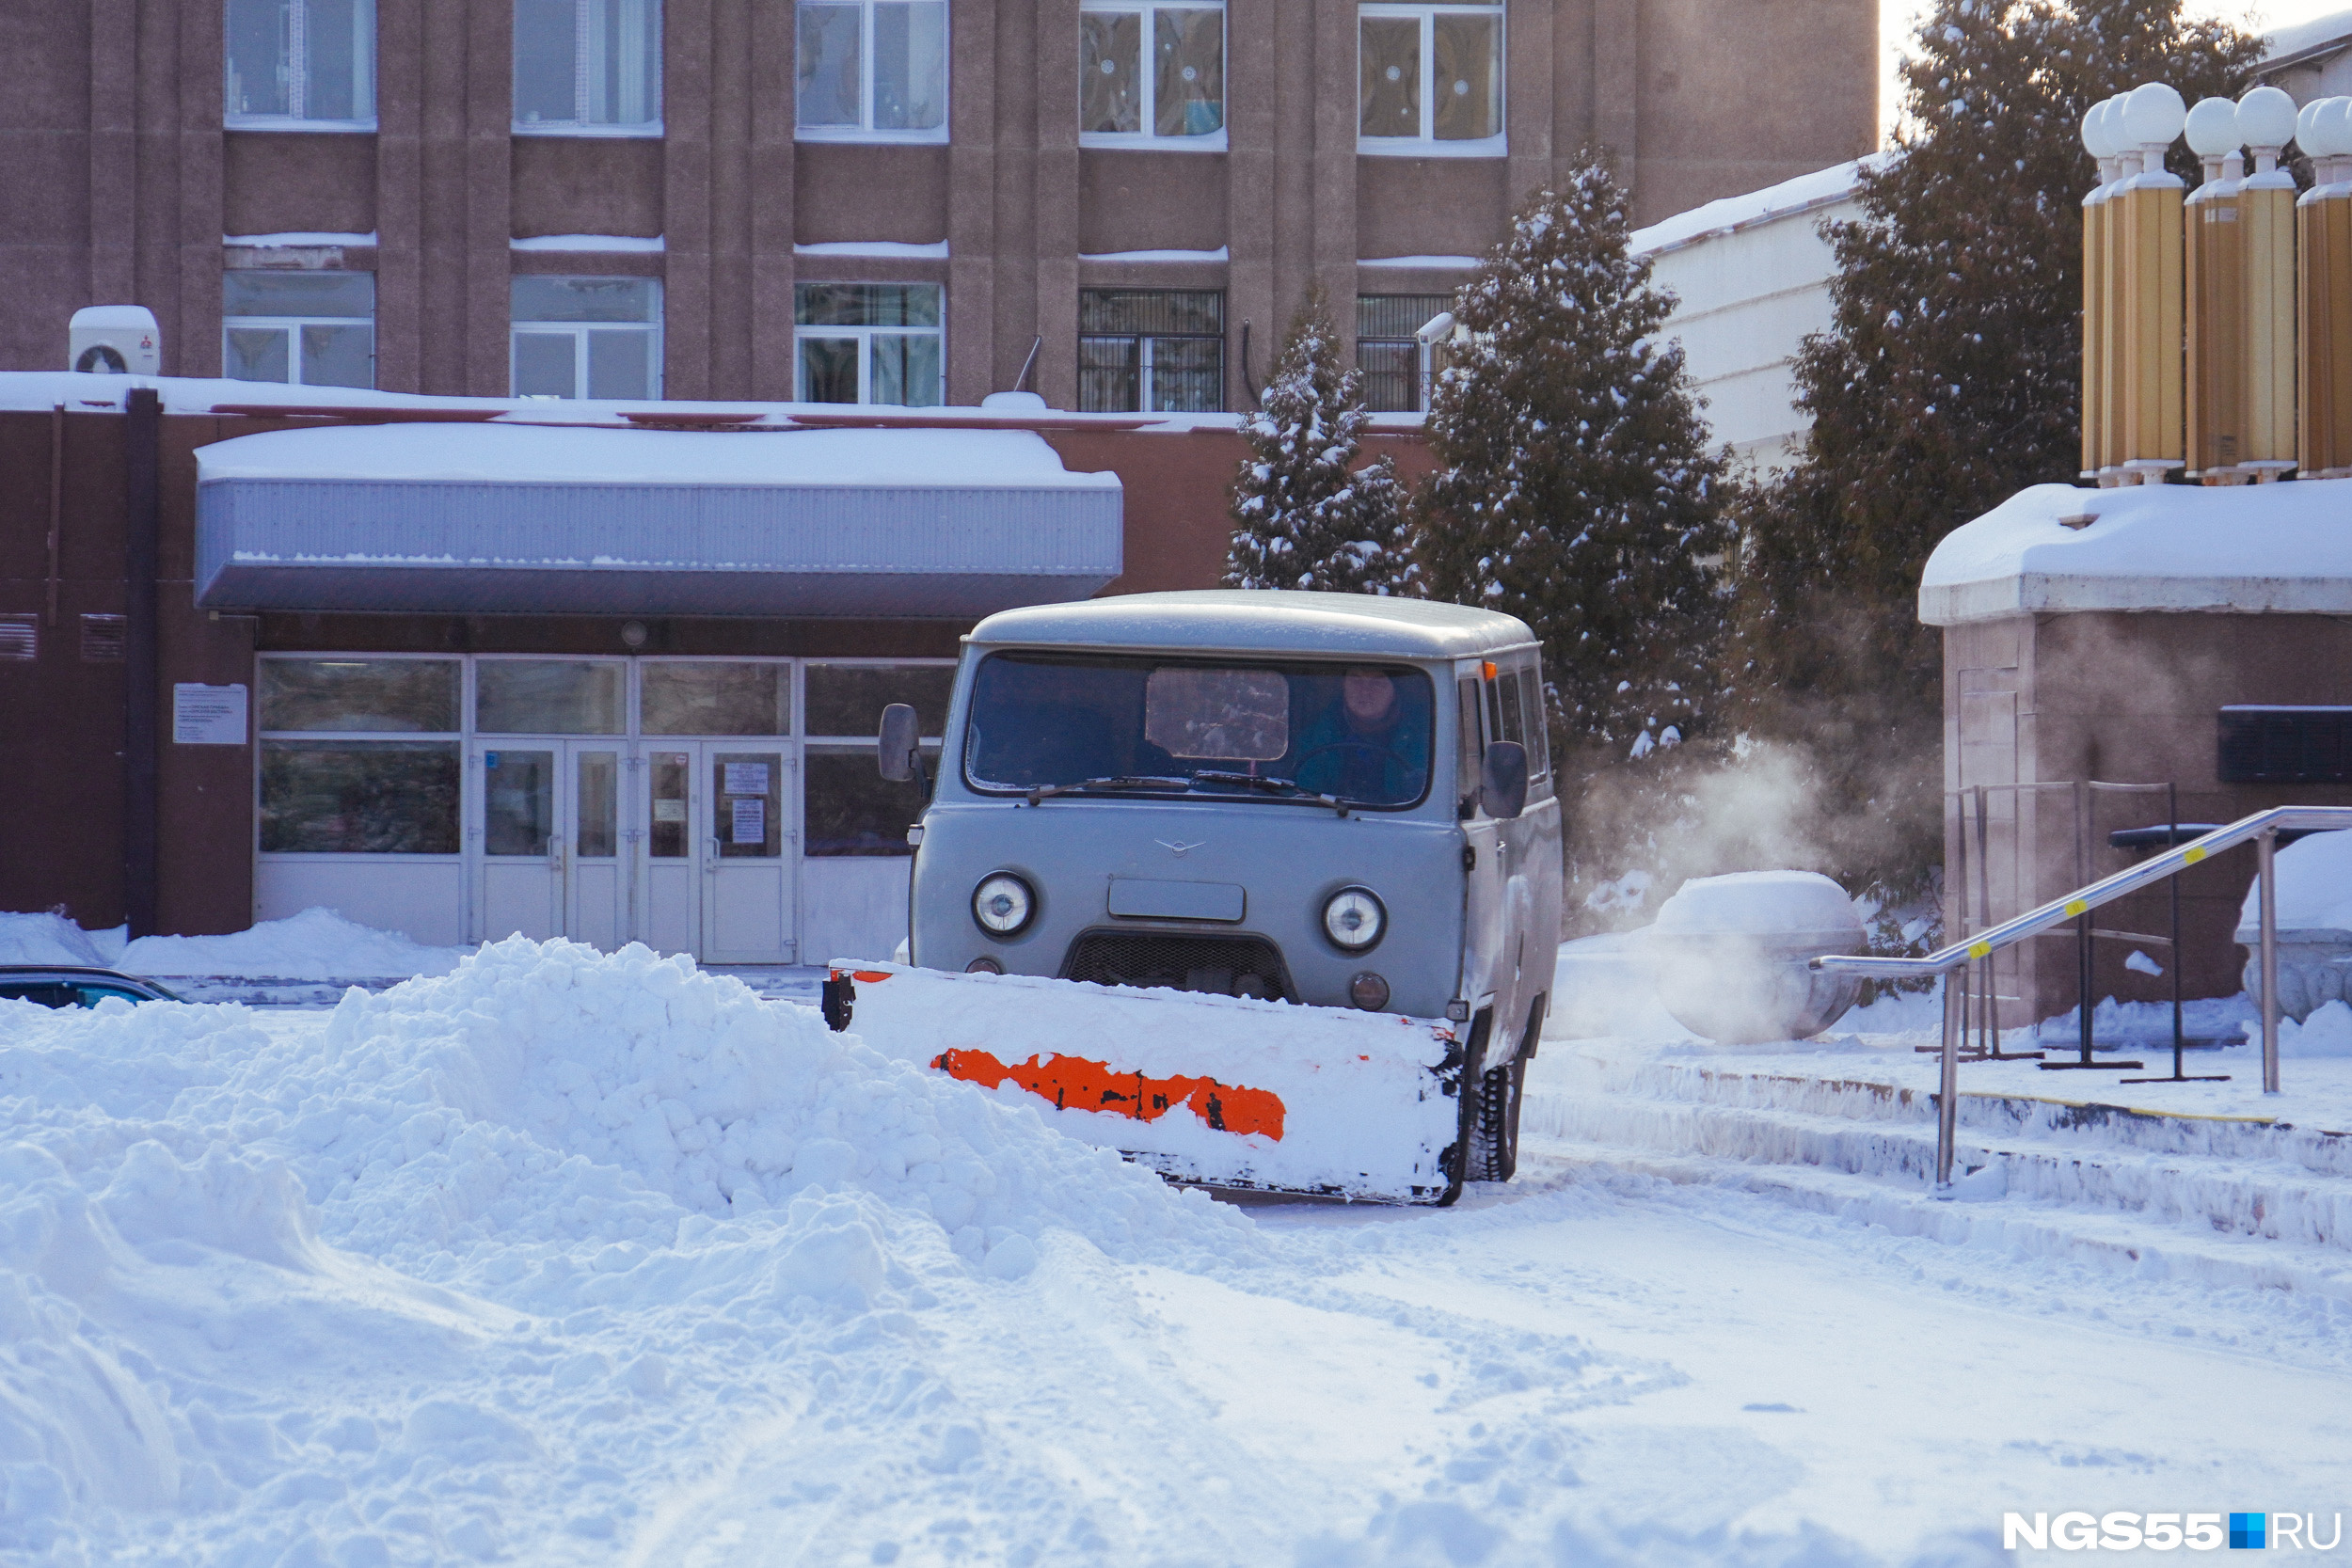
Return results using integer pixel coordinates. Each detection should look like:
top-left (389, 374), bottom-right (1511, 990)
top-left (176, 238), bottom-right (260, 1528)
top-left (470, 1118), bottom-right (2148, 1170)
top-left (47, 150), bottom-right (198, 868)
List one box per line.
top-left (723, 763), bottom-right (770, 797)
top-left (730, 798), bottom-right (766, 845)
top-left (653, 800), bottom-right (687, 822)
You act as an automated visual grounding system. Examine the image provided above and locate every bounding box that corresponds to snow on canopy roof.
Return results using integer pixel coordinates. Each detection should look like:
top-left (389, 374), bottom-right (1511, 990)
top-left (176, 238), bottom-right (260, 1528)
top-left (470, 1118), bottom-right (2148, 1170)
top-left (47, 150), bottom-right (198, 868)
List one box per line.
top-left (2260, 8), bottom-right (2352, 70)
top-left (1629, 154), bottom-right (1892, 258)
top-left (973, 590), bottom-right (1536, 660)
top-left (1920, 481), bottom-right (2352, 625)
top-left (195, 420), bottom-right (1120, 491)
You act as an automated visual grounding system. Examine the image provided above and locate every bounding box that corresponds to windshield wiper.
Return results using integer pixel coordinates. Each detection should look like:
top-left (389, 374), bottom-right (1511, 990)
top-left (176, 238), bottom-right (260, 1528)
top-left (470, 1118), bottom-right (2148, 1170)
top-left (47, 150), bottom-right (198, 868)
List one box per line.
top-left (1184, 770), bottom-right (1352, 816)
top-left (1024, 775), bottom-right (1192, 805)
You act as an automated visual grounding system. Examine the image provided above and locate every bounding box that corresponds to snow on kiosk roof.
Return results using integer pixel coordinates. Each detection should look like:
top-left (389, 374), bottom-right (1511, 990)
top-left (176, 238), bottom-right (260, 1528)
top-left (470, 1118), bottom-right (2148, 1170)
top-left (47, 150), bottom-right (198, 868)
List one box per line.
top-left (1919, 480), bottom-right (2352, 625)
top-left (973, 590), bottom-right (1536, 660)
top-left (194, 421), bottom-right (1122, 618)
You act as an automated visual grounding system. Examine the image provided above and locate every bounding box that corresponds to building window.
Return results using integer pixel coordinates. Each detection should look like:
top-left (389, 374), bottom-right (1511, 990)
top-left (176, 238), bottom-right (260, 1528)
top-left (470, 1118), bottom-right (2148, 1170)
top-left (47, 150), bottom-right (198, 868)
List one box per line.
top-left (803, 663), bottom-right (954, 856)
top-left (794, 284), bottom-right (944, 405)
top-left (511, 277), bottom-right (663, 400)
top-left (515, 0), bottom-right (662, 133)
top-left (257, 657), bottom-right (463, 855)
top-left (223, 271), bottom-right (375, 388)
top-left (796, 0), bottom-right (947, 141)
top-left (1079, 0), bottom-right (1224, 148)
top-left (225, 0), bottom-right (377, 126)
top-left (1078, 290), bottom-right (1223, 413)
top-left (1357, 293), bottom-right (1452, 411)
top-left (1359, 2), bottom-right (1502, 154)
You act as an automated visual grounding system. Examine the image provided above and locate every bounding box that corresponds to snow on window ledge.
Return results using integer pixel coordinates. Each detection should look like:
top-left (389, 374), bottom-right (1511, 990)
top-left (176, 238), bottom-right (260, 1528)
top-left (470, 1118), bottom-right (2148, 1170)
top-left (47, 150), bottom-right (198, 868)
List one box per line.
top-left (794, 126), bottom-right (952, 146)
top-left (1078, 130), bottom-right (1230, 154)
top-left (1076, 246), bottom-right (1229, 263)
top-left (511, 122), bottom-right (667, 139)
top-left (224, 118), bottom-right (379, 134)
top-left (793, 240), bottom-right (951, 259)
top-left (1356, 135), bottom-right (1506, 159)
top-left (512, 235), bottom-right (668, 253)
top-left (226, 231), bottom-right (381, 247)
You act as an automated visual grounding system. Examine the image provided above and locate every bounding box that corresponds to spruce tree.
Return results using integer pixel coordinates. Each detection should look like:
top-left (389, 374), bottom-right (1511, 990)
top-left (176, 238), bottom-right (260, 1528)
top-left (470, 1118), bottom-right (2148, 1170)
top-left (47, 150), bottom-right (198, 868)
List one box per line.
top-left (1729, 0), bottom-right (2259, 896)
top-left (1418, 157), bottom-right (1730, 897)
top-left (1225, 284), bottom-right (1417, 595)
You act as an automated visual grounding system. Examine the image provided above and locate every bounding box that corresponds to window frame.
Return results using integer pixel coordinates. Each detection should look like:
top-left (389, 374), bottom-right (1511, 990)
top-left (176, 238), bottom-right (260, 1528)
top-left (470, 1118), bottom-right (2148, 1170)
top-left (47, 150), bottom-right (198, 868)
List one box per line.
top-left (1076, 0), bottom-right (1228, 152)
top-left (255, 653), bottom-right (466, 860)
top-left (1357, 1), bottom-right (1505, 158)
top-left (792, 282), bottom-right (947, 407)
top-left (509, 277), bottom-right (666, 401)
top-left (224, 0), bottom-right (380, 131)
top-left (512, 0), bottom-right (665, 137)
top-left (793, 0), bottom-right (952, 145)
top-left (1356, 293), bottom-right (1454, 413)
top-left (1077, 289), bottom-right (1226, 414)
top-left (801, 657), bottom-right (955, 859)
top-left (221, 271), bottom-right (378, 389)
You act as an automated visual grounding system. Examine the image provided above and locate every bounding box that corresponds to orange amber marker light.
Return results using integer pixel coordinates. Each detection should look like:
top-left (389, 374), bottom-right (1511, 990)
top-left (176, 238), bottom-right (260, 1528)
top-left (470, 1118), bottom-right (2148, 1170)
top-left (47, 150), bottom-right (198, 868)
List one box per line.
top-left (1482, 661), bottom-right (1497, 680)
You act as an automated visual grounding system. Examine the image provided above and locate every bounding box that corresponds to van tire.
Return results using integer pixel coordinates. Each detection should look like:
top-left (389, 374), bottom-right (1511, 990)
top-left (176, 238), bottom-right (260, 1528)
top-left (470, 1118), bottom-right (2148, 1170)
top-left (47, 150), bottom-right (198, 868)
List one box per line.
top-left (1463, 1054), bottom-right (1524, 1183)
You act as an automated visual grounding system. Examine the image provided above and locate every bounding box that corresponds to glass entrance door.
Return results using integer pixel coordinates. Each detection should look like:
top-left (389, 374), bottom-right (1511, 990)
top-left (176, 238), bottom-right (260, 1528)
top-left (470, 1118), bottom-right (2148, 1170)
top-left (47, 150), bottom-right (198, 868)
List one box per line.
top-left (703, 748), bottom-right (795, 963)
top-left (473, 742), bottom-right (628, 946)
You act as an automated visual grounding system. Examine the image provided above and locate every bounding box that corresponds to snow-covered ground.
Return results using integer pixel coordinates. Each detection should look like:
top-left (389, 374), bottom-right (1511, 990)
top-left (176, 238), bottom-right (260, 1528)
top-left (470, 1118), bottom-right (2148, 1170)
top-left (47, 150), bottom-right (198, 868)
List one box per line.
top-left (7, 935), bottom-right (2351, 1565)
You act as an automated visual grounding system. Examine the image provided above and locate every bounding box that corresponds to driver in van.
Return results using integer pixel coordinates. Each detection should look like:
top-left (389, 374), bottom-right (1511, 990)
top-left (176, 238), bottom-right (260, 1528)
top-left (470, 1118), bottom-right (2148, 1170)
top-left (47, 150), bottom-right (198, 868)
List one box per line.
top-left (1293, 667), bottom-right (1429, 802)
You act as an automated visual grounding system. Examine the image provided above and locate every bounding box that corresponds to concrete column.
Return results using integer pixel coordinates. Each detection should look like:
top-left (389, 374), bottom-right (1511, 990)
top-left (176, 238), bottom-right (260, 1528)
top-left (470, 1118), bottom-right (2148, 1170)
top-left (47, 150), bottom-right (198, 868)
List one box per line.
top-left (1311, 0), bottom-right (1358, 359)
top-left (750, 0), bottom-right (796, 397)
top-left (946, 0), bottom-right (999, 403)
top-left (665, 0), bottom-right (715, 400)
top-left (1551, 0), bottom-right (1596, 189)
top-left (88, 0), bottom-right (138, 314)
top-left (375, 0), bottom-right (425, 390)
top-left (707, 0), bottom-right (755, 399)
top-left (1225, 0), bottom-right (1276, 409)
top-left (1594, 0), bottom-right (1637, 184)
top-left (1503, 0), bottom-right (1552, 211)
top-left (464, 0), bottom-right (514, 396)
top-left (1033, 0), bottom-right (1081, 408)
top-left (171, 0), bottom-right (226, 379)
top-left (992, 0), bottom-right (1040, 399)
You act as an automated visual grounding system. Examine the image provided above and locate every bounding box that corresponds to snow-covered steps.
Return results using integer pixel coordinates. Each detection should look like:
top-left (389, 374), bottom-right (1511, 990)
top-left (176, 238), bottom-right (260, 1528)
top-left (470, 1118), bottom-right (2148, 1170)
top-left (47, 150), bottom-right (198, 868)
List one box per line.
top-left (1521, 1045), bottom-right (2352, 1275)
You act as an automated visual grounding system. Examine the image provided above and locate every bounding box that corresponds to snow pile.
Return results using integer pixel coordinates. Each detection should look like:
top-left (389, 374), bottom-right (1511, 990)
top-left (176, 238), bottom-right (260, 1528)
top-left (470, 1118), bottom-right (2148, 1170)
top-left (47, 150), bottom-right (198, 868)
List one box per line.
top-left (1645, 873), bottom-right (1866, 1045)
top-left (1650, 870), bottom-right (1861, 940)
top-left (0, 912), bottom-right (135, 968)
top-left (0, 938), bottom-right (1250, 1562)
top-left (2258, 999), bottom-right (2352, 1058)
top-left (2236, 829), bottom-right (2352, 934)
top-left (117, 906), bottom-right (470, 979)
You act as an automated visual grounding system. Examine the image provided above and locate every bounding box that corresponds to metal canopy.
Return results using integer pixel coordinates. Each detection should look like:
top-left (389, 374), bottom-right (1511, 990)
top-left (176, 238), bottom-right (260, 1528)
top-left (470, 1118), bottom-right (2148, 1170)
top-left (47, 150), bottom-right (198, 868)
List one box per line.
top-left (193, 423), bottom-right (1123, 618)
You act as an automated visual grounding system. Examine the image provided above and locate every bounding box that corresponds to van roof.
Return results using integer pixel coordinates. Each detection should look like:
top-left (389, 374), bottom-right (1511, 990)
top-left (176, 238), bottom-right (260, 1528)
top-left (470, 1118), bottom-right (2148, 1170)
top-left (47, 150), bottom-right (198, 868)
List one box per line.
top-left (971, 590), bottom-right (1538, 660)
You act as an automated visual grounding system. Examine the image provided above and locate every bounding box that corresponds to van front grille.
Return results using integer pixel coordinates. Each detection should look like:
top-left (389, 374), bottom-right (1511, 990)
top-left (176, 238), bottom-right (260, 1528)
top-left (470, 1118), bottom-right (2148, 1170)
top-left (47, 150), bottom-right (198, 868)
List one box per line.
top-left (1059, 930), bottom-right (1295, 1002)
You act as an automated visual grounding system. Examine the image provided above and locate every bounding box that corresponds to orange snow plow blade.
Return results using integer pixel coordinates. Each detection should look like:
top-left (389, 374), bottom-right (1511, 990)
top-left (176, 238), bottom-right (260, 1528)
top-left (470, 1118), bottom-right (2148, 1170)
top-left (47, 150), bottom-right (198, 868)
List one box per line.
top-left (931, 1048), bottom-right (1286, 1140)
top-left (823, 960), bottom-right (1467, 1203)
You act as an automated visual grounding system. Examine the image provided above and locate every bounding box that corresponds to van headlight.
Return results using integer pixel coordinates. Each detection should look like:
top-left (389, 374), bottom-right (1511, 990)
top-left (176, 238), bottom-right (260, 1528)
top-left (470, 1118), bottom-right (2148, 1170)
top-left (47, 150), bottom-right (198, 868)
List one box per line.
top-left (972, 873), bottom-right (1036, 937)
top-left (1322, 887), bottom-right (1386, 951)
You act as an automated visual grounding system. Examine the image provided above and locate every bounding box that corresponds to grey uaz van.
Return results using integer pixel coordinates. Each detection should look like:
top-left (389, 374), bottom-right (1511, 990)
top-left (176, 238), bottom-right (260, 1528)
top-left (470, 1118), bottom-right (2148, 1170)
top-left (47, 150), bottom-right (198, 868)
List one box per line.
top-left (876, 589), bottom-right (1564, 1181)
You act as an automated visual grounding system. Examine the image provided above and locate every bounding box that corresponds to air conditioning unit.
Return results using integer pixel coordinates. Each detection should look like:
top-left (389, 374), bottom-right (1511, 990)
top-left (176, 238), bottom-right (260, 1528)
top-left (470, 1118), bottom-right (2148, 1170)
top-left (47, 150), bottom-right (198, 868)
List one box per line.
top-left (69, 305), bottom-right (160, 375)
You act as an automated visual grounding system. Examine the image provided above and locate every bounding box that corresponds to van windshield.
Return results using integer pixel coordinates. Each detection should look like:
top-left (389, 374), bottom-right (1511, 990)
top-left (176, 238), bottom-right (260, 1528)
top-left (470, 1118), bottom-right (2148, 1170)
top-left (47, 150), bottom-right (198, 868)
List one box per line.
top-left (964, 653), bottom-right (1435, 808)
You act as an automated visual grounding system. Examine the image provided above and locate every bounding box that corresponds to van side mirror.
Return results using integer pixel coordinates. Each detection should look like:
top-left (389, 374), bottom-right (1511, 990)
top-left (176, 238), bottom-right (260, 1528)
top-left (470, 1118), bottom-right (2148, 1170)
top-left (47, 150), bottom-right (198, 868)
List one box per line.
top-left (1480, 741), bottom-right (1528, 821)
top-left (877, 704), bottom-right (921, 783)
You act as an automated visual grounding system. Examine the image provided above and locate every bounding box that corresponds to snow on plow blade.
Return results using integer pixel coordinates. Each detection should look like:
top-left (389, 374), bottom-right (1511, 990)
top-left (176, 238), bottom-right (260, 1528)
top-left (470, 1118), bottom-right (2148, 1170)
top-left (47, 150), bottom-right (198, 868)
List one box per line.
top-left (823, 962), bottom-right (1467, 1204)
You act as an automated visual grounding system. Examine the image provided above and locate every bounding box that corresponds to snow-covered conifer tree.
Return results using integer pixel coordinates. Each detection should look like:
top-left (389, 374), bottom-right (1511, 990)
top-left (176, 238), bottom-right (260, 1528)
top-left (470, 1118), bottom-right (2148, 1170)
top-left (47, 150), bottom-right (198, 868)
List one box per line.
top-left (1729, 0), bottom-right (2259, 895)
top-left (1225, 285), bottom-right (1417, 595)
top-left (1419, 158), bottom-right (1728, 827)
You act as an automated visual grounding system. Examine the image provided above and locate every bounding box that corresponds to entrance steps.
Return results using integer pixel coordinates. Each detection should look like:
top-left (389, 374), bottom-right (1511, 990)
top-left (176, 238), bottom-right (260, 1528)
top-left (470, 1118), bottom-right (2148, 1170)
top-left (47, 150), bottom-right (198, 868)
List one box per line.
top-left (1520, 1048), bottom-right (2352, 1300)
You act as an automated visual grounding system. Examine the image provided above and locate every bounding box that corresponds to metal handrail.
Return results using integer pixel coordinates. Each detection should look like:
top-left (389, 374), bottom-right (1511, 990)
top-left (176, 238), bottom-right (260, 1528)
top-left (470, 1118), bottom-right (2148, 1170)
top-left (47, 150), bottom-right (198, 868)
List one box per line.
top-left (1809, 806), bottom-right (2352, 1188)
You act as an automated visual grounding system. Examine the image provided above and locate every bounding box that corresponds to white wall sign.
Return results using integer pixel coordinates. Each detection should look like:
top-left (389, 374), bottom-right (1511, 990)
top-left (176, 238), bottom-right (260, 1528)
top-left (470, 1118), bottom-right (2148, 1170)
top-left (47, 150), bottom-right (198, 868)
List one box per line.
top-left (723, 762), bottom-right (770, 798)
top-left (172, 683), bottom-right (248, 745)
top-left (730, 797), bottom-right (766, 845)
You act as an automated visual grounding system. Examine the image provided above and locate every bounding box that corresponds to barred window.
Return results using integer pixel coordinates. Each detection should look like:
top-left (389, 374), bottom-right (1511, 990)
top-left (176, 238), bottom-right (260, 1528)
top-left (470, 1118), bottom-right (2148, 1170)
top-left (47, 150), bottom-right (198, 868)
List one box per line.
top-left (1356, 293), bottom-right (1453, 412)
top-left (1078, 290), bottom-right (1224, 413)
